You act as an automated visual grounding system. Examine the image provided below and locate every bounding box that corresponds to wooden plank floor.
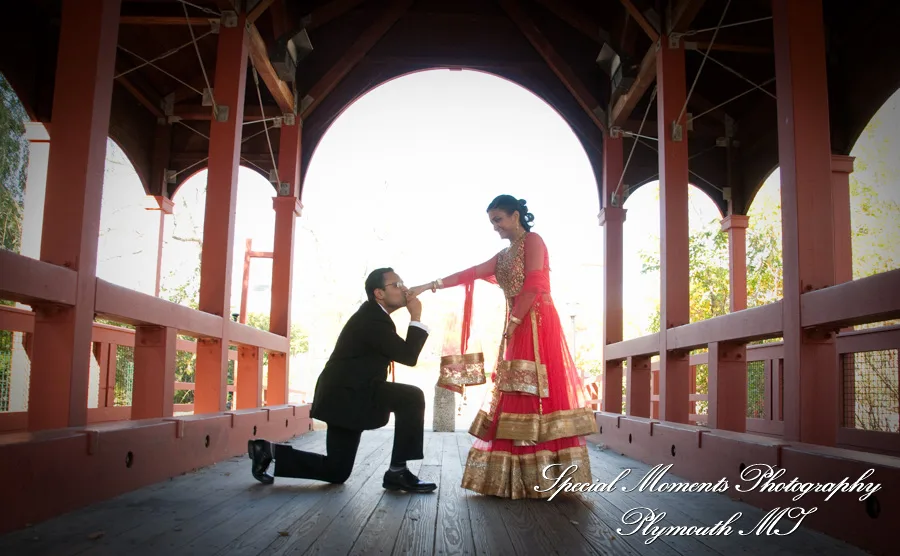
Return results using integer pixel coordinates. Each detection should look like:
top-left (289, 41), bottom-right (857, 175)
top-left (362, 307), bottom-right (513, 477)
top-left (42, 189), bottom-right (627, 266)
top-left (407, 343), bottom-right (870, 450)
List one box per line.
top-left (0, 431), bottom-right (871, 556)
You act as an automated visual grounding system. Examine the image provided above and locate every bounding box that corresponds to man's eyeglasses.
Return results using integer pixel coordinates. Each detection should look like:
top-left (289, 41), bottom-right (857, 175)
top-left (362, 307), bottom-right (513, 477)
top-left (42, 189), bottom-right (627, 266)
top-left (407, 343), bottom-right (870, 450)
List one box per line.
top-left (384, 281), bottom-right (405, 289)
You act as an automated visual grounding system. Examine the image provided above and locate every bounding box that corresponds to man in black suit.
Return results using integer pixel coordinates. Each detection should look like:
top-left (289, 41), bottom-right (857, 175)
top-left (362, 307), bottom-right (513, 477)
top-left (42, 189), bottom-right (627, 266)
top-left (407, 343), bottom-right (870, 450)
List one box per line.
top-left (248, 268), bottom-right (436, 493)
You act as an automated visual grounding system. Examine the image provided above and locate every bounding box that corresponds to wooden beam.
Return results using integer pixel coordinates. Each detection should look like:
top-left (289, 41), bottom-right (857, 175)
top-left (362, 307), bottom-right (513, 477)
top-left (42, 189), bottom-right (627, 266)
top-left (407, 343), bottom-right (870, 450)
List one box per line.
top-left (667, 302), bottom-right (784, 351)
top-left (95, 279), bottom-right (224, 338)
top-left (690, 41), bottom-right (773, 54)
top-left (801, 268), bottom-right (900, 329)
top-left (0, 250), bottom-right (78, 306)
top-left (619, 0), bottom-right (659, 42)
top-left (306, 0), bottom-right (369, 31)
top-left (247, 24), bottom-right (295, 113)
top-left (227, 321), bottom-right (289, 354)
top-left (605, 333), bottom-right (660, 361)
top-left (500, 0), bottom-right (606, 133)
top-left (533, 0), bottom-right (603, 45)
top-left (172, 104), bottom-right (267, 120)
top-left (610, 45), bottom-right (656, 126)
top-left (669, 0), bottom-right (707, 33)
top-left (610, 0), bottom-right (706, 126)
top-left (248, 0), bottom-right (277, 24)
top-left (269, 0), bottom-right (294, 38)
top-left (119, 16), bottom-right (215, 26)
top-left (300, 0), bottom-right (413, 120)
top-left (115, 75), bottom-right (164, 118)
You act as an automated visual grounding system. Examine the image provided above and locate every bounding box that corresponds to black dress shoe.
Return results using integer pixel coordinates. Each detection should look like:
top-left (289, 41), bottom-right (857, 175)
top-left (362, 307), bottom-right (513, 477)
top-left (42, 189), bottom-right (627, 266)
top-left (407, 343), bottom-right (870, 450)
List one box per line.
top-left (383, 468), bottom-right (437, 493)
top-left (248, 439), bottom-right (274, 485)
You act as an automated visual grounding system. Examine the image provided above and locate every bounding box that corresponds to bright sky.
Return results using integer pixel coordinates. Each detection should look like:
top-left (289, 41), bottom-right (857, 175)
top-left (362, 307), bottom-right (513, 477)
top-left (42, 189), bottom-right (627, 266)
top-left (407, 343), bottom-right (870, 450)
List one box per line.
top-left (90, 70), bottom-right (899, 416)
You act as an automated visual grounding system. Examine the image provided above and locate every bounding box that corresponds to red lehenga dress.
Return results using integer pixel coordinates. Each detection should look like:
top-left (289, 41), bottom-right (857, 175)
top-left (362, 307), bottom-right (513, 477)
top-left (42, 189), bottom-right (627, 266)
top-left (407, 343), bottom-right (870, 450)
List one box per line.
top-left (437, 231), bottom-right (596, 499)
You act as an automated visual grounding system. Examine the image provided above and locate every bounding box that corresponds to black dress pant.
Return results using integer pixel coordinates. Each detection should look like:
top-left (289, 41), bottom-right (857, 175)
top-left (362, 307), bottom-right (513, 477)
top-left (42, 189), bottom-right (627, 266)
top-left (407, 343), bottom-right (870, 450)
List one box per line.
top-left (272, 382), bottom-right (425, 483)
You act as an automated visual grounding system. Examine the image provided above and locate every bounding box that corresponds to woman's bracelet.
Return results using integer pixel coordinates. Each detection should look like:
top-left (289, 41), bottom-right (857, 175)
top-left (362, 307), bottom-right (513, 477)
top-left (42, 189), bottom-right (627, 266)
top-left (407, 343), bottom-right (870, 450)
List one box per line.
top-left (509, 315), bottom-right (522, 325)
top-left (431, 278), bottom-right (443, 292)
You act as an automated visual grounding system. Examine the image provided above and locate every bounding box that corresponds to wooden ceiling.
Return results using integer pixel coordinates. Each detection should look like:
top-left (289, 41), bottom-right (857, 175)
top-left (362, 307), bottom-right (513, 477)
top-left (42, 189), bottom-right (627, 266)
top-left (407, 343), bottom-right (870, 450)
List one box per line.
top-left (2, 0), bottom-right (898, 215)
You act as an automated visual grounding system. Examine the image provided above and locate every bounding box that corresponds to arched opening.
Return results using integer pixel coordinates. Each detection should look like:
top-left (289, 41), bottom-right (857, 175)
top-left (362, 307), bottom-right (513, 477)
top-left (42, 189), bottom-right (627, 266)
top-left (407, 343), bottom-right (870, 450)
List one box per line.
top-left (739, 88), bottom-right (900, 434)
top-left (298, 69), bottom-right (601, 426)
top-left (621, 181), bottom-right (728, 340)
top-left (159, 165), bottom-right (305, 411)
top-left (97, 138), bottom-right (159, 295)
top-left (744, 87), bottom-right (900, 306)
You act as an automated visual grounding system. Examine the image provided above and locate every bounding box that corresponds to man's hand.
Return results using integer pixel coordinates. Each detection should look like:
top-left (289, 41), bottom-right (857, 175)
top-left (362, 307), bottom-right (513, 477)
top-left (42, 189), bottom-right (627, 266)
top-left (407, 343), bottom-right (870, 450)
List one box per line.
top-left (406, 293), bottom-right (422, 321)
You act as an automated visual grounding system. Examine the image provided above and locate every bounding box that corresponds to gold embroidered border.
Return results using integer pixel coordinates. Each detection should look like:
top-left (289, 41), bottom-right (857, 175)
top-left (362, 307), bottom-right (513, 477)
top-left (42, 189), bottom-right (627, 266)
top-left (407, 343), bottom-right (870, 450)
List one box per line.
top-left (469, 409), bottom-right (493, 440)
top-left (460, 445), bottom-right (592, 499)
top-left (495, 407), bottom-right (598, 442)
top-left (438, 352), bottom-right (486, 392)
top-left (496, 359), bottom-right (549, 398)
top-left (440, 353), bottom-right (485, 366)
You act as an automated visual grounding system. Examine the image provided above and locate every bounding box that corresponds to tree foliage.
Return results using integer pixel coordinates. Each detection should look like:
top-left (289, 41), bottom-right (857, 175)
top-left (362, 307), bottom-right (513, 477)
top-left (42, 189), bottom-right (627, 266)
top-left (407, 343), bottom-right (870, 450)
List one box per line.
top-left (0, 73), bottom-right (28, 259)
top-left (635, 112), bottom-right (899, 431)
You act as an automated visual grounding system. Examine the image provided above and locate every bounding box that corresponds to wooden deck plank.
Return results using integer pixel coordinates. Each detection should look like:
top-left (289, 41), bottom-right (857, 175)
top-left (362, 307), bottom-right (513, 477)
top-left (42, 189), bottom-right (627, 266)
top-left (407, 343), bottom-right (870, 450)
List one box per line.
top-left (391, 435), bottom-right (443, 555)
top-left (260, 432), bottom-right (395, 555)
top-left (434, 433), bottom-right (476, 556)
top-left (347, 434), bottom-right (433, 555)
top-left (0, 431), bottom-right (876, 556)
top-left (551, 494), bottom-right (643, 556)
top-left (305, 433), bottom-right (434, 555)
top-left (586, 449), bottom-right (724, 556)
top-left (6, 433), bottom-right (321, 556)
top-left (496, 497), bottom-right (561, 555)
top-left (521, 493), bottom-right (600, 556)
top-left (83, 434), bottom-right (329, 556)
top-left (215, 431), bottom-right (389, 556)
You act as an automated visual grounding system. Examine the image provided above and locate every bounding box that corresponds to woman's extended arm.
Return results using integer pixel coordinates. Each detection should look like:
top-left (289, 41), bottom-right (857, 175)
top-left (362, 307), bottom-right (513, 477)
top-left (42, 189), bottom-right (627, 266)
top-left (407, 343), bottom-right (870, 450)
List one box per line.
top-left (409, 253), bottom-right (498, 295)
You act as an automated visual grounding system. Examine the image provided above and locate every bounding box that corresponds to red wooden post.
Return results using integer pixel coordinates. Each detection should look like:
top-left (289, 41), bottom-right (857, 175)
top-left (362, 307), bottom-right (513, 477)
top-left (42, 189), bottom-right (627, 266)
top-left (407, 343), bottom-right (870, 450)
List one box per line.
top-left (707, 341), bottom-right (748, 432)
top-left (239, 238), bottom-right (253, 324)
top-left (235, 345), bottom-right (263, 409)
top-left (626, 355), bottom-right (652, 417)
top-left (195, 11), bottom-right (249, 414)
top-left (773, 0), bottom-right (839, 444)
top-left (600, 135), bottom-right (626, 414)
top-left (656, 33), bottom-right (691, 424)
top-left (721, 215), bottom-right (749, 312)
top-left (132, 325), bottom-right (176, 419)
top-left (831, 155), bottom-right (855, 286)
top-left (268, 120), bottom-right (303, 406)
top-left (146, 195), bottom-right (174, 297)
top-left (27, 0), bottom-right (121, 431)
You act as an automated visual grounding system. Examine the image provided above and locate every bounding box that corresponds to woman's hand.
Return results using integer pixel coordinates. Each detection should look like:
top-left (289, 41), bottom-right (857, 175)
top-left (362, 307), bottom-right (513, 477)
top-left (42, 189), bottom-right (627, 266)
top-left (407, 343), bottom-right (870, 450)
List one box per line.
top-left (407, 284), bottom-right (431, 297)
top-left (503, 321), bottom-right (518, 340)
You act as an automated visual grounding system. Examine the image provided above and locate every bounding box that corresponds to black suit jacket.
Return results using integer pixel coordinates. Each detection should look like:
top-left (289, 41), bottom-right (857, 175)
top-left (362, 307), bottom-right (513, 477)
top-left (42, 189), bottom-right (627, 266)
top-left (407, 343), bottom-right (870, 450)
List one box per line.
top-left (309, 301), bottom-right (429, 430)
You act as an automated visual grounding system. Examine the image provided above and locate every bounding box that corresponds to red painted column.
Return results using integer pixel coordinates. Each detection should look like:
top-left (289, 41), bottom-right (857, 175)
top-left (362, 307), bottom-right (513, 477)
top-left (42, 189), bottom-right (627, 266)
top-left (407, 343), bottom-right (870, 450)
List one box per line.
top-left (27, 0), bottom-right (121, 431)
top-left (236, 345), bottom-right (263, 409)
top-left (721, 215), bottom-right (749, 312)
top-left (656, 34), bottom-right (691, 424)
top-left (194, 11), bottom-right (249, 414)
top-left (145, 195), bottom-right (174, 297)
top-left (268, 121), bottom-right (303, 406)
top-left (626, 355), bottom-right (651, 417)
top-left (773, 0), bottom-right (839, 445)
top-left (831, 155), bottom-right (855, 285)
top-left (132, 325), bottom-right (176, 419)
top-left (707, 341), bottom-right (747, 431)
top-left (599, 136), bottom-right (626, 414)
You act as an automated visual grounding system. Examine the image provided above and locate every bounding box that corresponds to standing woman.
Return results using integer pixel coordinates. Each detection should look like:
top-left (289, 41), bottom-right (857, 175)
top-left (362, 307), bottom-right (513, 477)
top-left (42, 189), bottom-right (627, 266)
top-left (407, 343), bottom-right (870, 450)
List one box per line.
top-left (408, 195), bottom-right (596, 499)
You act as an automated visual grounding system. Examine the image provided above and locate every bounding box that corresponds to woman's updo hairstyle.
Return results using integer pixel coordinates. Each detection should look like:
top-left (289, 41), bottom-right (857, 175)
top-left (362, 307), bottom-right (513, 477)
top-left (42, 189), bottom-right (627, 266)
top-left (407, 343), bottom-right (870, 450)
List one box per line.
top-left (486, 194), bottom-right (535, 232)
